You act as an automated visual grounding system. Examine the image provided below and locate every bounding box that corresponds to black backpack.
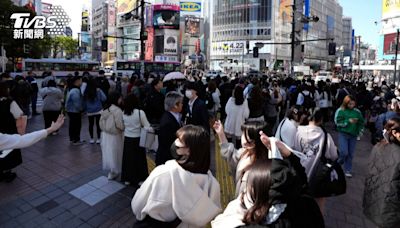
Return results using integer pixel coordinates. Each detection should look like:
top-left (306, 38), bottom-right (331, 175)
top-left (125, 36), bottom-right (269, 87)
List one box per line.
top-left (205, 91), bottom-right (215, 110)
top-left (301, 92), bottom-right (316, 109)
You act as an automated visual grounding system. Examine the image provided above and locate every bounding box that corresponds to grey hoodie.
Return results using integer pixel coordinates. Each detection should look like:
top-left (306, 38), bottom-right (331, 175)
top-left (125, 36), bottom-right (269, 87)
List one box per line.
top-left (39, 87), bottom-right (63, 111)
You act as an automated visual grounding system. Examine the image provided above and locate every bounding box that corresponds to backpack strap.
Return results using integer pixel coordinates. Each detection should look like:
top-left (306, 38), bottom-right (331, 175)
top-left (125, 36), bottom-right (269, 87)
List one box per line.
top-left (279, 118), bottom-right (286, 141)
top-left (320, 127), bottom-right (328, 163)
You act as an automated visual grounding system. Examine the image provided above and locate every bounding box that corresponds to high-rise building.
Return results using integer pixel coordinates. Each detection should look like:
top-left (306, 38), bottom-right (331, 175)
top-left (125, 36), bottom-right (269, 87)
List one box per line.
top-left (92, 0), bottom-right (117, 63)
top-left (342, 17), bottom-right (352, 52)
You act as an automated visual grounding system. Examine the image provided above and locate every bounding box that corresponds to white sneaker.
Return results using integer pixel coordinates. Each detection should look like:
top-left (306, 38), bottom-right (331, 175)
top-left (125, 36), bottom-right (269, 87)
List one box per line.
top-left (89, 139), bottom-right (95, 144)
top-left (124, 181), bottom-right (130, 186)
top-left (96, 139), bottom-right (101, 144)
top-left (345, 172), bottom-right (353, 178)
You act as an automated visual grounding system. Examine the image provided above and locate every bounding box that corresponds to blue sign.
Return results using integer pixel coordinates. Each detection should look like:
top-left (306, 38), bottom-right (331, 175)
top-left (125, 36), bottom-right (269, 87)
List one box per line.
top-left (303, 0), bottom-right (310, 31)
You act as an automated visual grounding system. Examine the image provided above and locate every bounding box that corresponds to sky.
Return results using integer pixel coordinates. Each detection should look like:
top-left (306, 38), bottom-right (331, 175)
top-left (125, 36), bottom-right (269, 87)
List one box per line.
top-left (338, 0), bottom-right (382, 46)
top-left (42, 0), bottom-right (91, 39)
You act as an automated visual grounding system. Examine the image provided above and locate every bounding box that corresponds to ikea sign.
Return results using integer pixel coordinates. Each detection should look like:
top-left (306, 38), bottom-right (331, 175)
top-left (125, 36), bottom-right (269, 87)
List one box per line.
top-left (180, 2), bottom-right (201, 12)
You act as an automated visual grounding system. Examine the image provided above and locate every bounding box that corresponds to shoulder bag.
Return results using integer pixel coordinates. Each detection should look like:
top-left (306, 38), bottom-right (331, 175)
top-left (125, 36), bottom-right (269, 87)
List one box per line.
top-left (138, 110), bottom-right (156, 150)
top-left (308, 127), bottom-right (346, 197)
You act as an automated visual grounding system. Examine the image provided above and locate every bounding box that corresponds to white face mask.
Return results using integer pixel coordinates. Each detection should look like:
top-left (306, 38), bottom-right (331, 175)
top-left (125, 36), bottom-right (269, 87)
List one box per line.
top-left (148, 78), bottom-right (154, 84)
top-left (383, 129), bottom-right (390, 142)
top-left (185, 90), bottom-right (193, 99)
top-left (395, 90), bottom-right (400, 97)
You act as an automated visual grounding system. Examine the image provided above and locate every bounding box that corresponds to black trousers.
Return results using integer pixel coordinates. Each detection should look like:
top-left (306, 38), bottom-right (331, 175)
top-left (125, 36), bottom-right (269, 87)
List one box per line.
top-left (43, 110), bottom-right (60, 129)
top-left (31, 92), bottom-right (38, 114)
top-left (68, 112), bottom-right (82, 142)
top-left (88, 115), bottom-right (101, 139)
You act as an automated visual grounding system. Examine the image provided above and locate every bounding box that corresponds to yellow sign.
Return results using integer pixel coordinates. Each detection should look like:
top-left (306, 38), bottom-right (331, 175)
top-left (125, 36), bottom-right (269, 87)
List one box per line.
top-left (117, 0), bottom-right (136, 14)
top-left (279, 0), bottom-right (292, 22)
top-left (382, 0), bottom-right (400, 18)
top-left (180, 2), bottom-right (201, 12)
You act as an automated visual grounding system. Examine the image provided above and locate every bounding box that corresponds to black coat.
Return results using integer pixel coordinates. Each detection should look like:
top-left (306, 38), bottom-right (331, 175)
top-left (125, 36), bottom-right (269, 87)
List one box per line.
top-left (363, 143), bottom-right (400, 228)
top-left (155, 112), bottom-right (181, 166)
top-left (144, 89), bottom-right (165, 124)
top-left (184, 98), bottom-right (210, 132)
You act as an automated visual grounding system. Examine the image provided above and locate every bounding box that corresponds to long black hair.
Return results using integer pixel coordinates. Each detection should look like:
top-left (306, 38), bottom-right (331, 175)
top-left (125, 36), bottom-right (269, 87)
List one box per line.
top-left (124, 93), bottom-right (140, 115)
top-left (234, 85), bottom-right (245, 106)
top-left (103, 91), bottom-right (122, 110)
top-left (84, 79), bottom-right (98, 101)
top-left (241, 160), bottom-right (273, 225)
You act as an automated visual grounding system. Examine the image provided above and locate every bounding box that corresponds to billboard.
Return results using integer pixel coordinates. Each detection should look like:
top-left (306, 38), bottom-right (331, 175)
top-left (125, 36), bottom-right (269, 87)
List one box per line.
top-left (145, 27), bottom-right (154, 61)
top-left (117, 0), bottom-right (136, 14)
top-left (383, 33), bottom-right (399, 55)
top-left (382, 0), bottom-right (400, 19)
top-left (180, 2), bottom-right (201, 13)
top-left (185, 17), bottom-right (200, 36)
top-left (164, 29), bottom-right (179, 55)
top-left (211, 41), bottom-right (247, 56)
top-left (279, 0), bottom-right (292, 23)
top-left (153, 5), bottom-right (180, 29)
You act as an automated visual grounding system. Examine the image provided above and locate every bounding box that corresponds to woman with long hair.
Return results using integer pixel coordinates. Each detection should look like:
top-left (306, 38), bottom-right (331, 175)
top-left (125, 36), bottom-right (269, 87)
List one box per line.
top-left (224, 86), bottom-right (250, 148)
top-left (132, 125), bottom-right (221, 227)
top-left (363, 118), bottom-right (400, 228)
top-left (247, 86), bottom-right (265, 122)
top-left (100, 92), bottom-right (125, 180)
top-left (83, 78), bottom-right (106, 144)
top-left (334, 95), bottom-right (364, 177)
top-left (121, 93), bottom-right (150, 186)
top-left (212, 160), bottom-right (323, 228)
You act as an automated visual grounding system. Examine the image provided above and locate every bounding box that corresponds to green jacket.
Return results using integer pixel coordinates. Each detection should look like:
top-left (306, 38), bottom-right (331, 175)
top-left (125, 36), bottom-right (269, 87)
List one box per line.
top-left (335, 108), bottom-right (364, 137)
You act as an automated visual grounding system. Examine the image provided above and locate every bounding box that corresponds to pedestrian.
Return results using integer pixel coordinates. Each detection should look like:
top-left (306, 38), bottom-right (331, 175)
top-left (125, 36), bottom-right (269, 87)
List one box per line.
top-left (374, 98), bottom-right (400, 142)
top-left (100, 92), bottom-right (124, 180)
top-left (108, 75), bottom-right (116, 94)
top-left (155, 91), bottom-right (183, 166)
top-left (121, 76), bottom-right (129, 98)
top-left (66, 76), bottom-right (84, 145)
top-left (96, 70), bottom-right (110, 97)
top-left (0, 81), bottom-right (27, 182)
top-left (39, 80), bottom-right (63, 133)
top-left (11, 76), bottom-right (32, 117)
top-left (363, 117), bottom-right (400, 228)
top-left (26, 71), bottom-right (39, 115)
top-left (206, 80), bottom-right (221, 118)
top-left (275, 106), bottom-right (308, 148)
top-left (143, 78), bottom-right (165, 125)
top-left (213, 120), bottom-right (290, 197)
top-left (315, 81), bottom-right (332, 123)
top-left (184, 82), bottom-right (210, 132)
top-left (224, 86), bottom-right (250, 148)
top-left (334, 95), bottom-right (364, 177)
top-left (41, 71), bottom-right (56, 88)
top-left (131, 125), bottom-right (221, 227)
top-left (294, 110), bottom-right (338, 212)
top-left (296, 84), bottom-right (316, 113)
top-left (121, 93), bottom-right (150, 186)
top-left (83, 79), bottom-right (107, 144)
top-left (263, 85), bottom-right (283, 134)
top-left (247, 86), bottom-right (265, 122)
top-left (211, 160), bottom-right (323, 228)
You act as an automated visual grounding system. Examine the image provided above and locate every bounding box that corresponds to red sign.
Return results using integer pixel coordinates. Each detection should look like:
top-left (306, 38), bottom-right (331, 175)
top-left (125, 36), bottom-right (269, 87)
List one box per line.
top-left (145, 27), bottom-right (154, 61)
top-left (153, 4), bottom-right (180, 11)
top-left (384, 33), bottom-right (399, 55)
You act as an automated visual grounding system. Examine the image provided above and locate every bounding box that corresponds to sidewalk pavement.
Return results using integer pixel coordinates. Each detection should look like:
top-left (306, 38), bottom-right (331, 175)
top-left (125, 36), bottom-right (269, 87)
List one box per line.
top-left (0, 115), bottom-right (379, 227)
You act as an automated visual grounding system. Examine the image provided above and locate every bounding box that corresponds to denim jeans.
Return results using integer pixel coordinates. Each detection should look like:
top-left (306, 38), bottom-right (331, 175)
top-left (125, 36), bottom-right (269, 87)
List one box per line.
top-left (338, 132), bottom-right (357, 173)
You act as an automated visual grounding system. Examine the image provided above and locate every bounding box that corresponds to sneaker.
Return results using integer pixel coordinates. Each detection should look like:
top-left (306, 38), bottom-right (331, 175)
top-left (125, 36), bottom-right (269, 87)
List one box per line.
top-left (96, 139), bottom-right (101, 144)
top-left (357, 136), bottom-right (361, 141)
top-left (89, 139), bottom-right (95, 144)
top-left (108, 172), bottom-right (118, 180)
top-left (72, 141), bottom-right (84, 146)
top-left (124, 181), bottom-right (130, 186)
top-left (345, 172), bottom-right (353, 178)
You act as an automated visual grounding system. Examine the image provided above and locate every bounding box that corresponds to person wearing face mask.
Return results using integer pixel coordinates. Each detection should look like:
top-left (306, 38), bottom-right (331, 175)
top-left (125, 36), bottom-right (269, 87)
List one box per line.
top-left (374, 98), bottom-right (400, 143)
top-left (131, 125), bottom-right (221, 228)
top-left (212, 160), bottom-right (323, 228)
top-left (99, 92), bottom-right (125, 180)
top-left (363, 118), bottom-right (400, 228)
top-left (183, 82), bottom-right (210, 132)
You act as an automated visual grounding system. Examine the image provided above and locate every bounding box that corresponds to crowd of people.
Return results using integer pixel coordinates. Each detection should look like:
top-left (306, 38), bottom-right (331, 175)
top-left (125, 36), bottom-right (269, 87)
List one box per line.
top-left (1, 69), bottom-right (400, 227)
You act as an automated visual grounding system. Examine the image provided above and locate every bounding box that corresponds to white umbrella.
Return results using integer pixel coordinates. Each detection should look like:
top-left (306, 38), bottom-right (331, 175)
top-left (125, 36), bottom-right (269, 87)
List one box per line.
top-left (163, 72), bottom-right (186, 82)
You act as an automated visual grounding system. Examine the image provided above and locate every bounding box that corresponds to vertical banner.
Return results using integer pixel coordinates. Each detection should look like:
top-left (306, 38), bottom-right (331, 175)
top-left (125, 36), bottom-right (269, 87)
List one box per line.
top-left (145, 27), bottom-right (154, 61)
top-left (279, 0), bottom-right (292, 23)
top-left (303, 0), bottom-right (310, 31)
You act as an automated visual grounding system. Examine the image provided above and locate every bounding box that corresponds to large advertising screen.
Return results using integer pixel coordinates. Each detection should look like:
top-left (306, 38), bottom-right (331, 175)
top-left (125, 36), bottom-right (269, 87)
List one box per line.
top-left (279, 0), bottom-right (292, 23)
top-left (153, 5), bottom-right (180, 29)
top-left (211, 41), bottom-right (247, 56)
top-left (185, 17), bottom-right (200, 36)
top-left (384, 33), bottom-right (399, 55)
top-left (145, 27), bottom-right (154, 61)
top-left (382, 0), bottom-right (400, 19)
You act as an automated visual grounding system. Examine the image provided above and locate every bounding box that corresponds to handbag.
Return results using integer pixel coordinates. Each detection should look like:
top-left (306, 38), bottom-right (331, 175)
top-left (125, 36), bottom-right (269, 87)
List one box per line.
top-left (308, 127), bottom-right (346, 197)
top-left (138, 110), bottom-right (156, 150)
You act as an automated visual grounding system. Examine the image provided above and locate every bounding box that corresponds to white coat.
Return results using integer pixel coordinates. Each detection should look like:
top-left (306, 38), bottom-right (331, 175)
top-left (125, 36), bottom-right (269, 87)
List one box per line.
top-left (131, 160), bottom-right (222, 228)
top-left (224, 98), bottom-right (249, 137)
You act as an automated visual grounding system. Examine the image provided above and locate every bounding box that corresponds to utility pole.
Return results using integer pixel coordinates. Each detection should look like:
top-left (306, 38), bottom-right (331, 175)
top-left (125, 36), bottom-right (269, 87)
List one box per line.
top-left (394, 29), bottom-right (399, 85)
top-left (139, 0), bottom-right (145, 78)
top-left (290, 3), bottom-right (296, 77)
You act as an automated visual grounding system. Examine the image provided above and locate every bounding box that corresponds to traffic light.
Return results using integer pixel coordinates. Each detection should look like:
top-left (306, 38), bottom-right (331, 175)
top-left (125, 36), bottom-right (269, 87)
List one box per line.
top-left (253, 47), bottom-right (259, 58)
top-left (101, 40), bottom-right (108, 52)
top-left (328, 42), bottom-right (336, 55)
